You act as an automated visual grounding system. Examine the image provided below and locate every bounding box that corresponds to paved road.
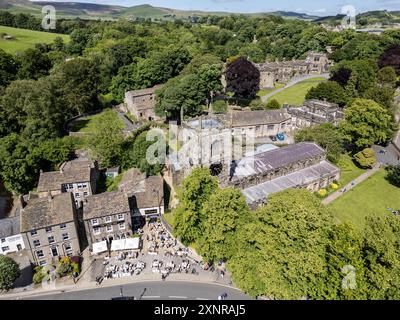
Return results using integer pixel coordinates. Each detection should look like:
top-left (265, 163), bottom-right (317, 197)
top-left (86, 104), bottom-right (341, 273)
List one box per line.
top-left (261, 73), bottom-right (330, 102)
top-left (22, 281), bottom-right (252, 301)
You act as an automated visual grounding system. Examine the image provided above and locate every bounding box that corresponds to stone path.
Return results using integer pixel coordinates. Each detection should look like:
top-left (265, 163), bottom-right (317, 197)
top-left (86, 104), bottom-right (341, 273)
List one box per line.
top-left (322, 164), bottom-right (381, 205)
top-left (261, 73), bottom-right (330, 102)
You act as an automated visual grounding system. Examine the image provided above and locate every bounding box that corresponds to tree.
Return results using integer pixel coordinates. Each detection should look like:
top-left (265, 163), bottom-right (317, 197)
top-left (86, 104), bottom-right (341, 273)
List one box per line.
top-left (225, 56), bottom-right (260, 99)
top-left (340, 99), bottom-right (396, 148)
top-left (354, 148), bottom-right (377, 169)
top-left (0, 49), bottom-right (19, 89)
top-left (0, 79), bottom-right (64, 141)
top-left (265, 99), bottom-right (281, 109)
top-left (173, 168), bottom-right (218, 245)
top-left (377, 67), bottom-right (397, 88)
top-left (17, 48), bottom-right (52, 80)
top-left (319, 223), bottom-right (367, 300)
top-left (363, 86), bottom-right (395, 110)
top-left (294, 123), bottom-right (344, 163)
top-left (229, 189), bottom-right (333, 299)
top-left (51, 58), bottom-right (102, 116)
top-left (249, 98), bottom-right (265, 111)
top-left (386, 165), bottom-right (400, 187)
top-left (362, 214), bottom-right (400, 299)
top-left (197, 188), bottom-right (251, 262)
top-left (305, 81), bottom-right (348, 107)
top-left (87, 110), bottom-right (125, 168)
top-left (0, 255), bottom-right (20, 291)
top-left (378, 45), bottom-right (400, 75)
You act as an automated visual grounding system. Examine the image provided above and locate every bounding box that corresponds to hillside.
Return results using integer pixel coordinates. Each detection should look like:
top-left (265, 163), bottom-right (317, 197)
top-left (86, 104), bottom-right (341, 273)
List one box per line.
top-left (314, 10), bottom-right (400, 25)
top-left (0, 0), bottom-right (320, 20)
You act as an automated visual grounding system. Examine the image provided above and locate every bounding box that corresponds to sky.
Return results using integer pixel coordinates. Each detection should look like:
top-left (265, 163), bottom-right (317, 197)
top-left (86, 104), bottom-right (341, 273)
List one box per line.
top-left (33, 0), bottom-right (400, 15)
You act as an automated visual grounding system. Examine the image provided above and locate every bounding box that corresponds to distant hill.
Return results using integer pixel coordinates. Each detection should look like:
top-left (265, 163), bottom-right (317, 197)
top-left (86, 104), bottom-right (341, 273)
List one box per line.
top-left (1, 0), bottom-right (399, 24)
top-left (0, 1), bottom-right (321, 20)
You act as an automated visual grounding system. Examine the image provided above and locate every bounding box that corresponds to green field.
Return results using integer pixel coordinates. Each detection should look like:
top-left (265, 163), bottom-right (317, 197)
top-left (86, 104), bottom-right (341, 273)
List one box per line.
top-left (336, 154), bottom-right (367, 187)
top-left (329, 169), bottom-right (400, 230)
top-left (0, 26), bottom-right (70, 54)
top-left (71, 109), bottom-right (124, 133)
top-left (268, 77), bottom-right (326, 106)
top-left (257, 83), bottom-right (285, 97)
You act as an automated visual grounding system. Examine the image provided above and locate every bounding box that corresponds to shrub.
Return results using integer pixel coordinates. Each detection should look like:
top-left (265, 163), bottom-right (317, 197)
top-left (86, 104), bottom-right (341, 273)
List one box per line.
top-left (266, 99), bottom-right (281, 109)
top-left (386, 165), bottom-right (400, 187)
top-left (33, 267), bottom-right (45, 284)
top-left (330, 183), bottom-right (339, 190)
top-left (0, 255), bottom-right (20, 290)
top-left (212, 100), bottom-right (228, 113)
top-left (354, 148), bottom-right (377, 169)
top-left (317, 189), bottom-right (328, 198)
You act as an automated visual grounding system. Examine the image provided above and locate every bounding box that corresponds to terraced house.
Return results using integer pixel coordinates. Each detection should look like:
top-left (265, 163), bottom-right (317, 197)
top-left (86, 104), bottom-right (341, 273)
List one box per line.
top-left (20, 193), bottom-right (80, 266)
top-left (37, 158), bottom-right (100, 207)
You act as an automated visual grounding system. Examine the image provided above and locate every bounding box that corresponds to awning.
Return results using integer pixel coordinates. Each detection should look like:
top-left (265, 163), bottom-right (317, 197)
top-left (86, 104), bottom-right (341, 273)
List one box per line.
top-left (111, 239), bottom-right (126, 251)
top-left (92, 241), bottom-right (108, 254)
top-left (125, 237), bottom-right (140, 250)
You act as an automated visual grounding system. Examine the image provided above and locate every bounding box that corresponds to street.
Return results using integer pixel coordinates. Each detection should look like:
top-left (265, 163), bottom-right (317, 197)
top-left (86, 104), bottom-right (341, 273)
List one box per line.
top-left (21, 281), bottom-right (252, 300)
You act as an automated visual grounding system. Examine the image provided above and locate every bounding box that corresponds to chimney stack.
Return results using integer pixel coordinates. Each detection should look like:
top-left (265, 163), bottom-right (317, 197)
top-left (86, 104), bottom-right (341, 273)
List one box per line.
top-left (18, 195), bottom-right (26, 209)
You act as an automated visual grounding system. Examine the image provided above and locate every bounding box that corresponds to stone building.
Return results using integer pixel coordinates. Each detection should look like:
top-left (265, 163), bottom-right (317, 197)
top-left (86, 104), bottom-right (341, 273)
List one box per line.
top-left (20, 193), bottom-right (80, 266)
top-left (118, 169), bottom-right (164, 219)
top-left (0, 215), bottom-right (25, 256)
top-left (83, 191), bottom-right (132, 253)
top-left (124, 85), bottom-right (163, 121)
top-left (229, 142), bottom-right (340, 208)
top-left (257, 52), bottom-right (330, 88)
top-left (285, 99), bottom-right (345, 128)
top-left (37, 158), bottom-right (99, 207)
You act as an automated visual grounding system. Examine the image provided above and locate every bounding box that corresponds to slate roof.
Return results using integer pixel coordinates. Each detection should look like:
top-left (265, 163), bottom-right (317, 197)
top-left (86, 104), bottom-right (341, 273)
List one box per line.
top-left (118, 169), bottom-right (164, 209)
top-left (20, 193), bottom-right (75, 233)
top-left (232, 142), bottom-right (325, 179)
top-left (37, 158), bottom-right (96, 192)
top-left (125, 85), bottom-right (163, 98)
top-left (0, 215), bottom-right (21, 239)
top-left (83, 191), bottom-right (131, 220)
top-left (230, 110), bottom-right (291, 127)
top-left (242, 160), bottom-right (340, 204)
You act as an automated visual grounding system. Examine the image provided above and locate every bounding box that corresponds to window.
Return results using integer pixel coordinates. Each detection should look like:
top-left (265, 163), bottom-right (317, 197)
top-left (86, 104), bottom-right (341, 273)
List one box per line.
top-left (75, 193), bottom-right (80, 198)
top-left (30, 230), bottom-right (38, 236)
top-left (39, 260), bottom-right (47, 266)
top-left (64, 243), bottom-right (72, 253)
top-left (256, 126), bottom-right (261, 131)
top-left (93, 227), bottom-right (101, 235)
top-left (51, 247), bottom-right (58, 257)
top-left (45, 227), bottom-right (52, 233)
top-left (77, 183), bottom-right (83, 189)
top-left (62, 233), bottom-right (69, 241)
top-left (48, 236), bottom-right (55, 244)
top-left (33, 239), bottom-right (41, 247)
top-left (1, 246), bottom-right (9, 252)
top-left (82, 183), bottom-right (87, 188)
top-left (267, 125), bottom-right (275, 130)
top-left (281, 123), bottom-right (286, 129)
top-left (68, 184), bottom-right (73, 189)
top-left (117, 214), bottom-right (124, 221)
top-left (105, 216), bottom-right (112, 223)
top-left (118, 222), bottom-right (125, 230)
top-left (91, 219), bottom-right (99, 226)
top-left (64, 184), bottom-right (69, 190)
top-left (83, 192), bottom-right (88, 196)
top-left (60, 223), bottom-right (66, 229)
top-left (36, 250), bottom-right (44, 259)
top-left (106, 225), bottom-right (113, 233)
top-left (1, 238), bottom-right (5, 243)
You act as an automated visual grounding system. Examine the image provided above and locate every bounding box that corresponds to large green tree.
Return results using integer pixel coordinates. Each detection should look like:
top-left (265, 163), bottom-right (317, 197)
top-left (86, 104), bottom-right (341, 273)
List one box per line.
top-left (0, 255), bottom-right (20, 291)
top-left (340, 99), bottom-right (396, 148)
top-left (229, 189), bottom-right (333, 299)
top-left (173, 168), bottom-right (218, 245)
top-left (197, 188), bottom-right (251, 262)
top-left (305, 81), bottom-right (348, 107)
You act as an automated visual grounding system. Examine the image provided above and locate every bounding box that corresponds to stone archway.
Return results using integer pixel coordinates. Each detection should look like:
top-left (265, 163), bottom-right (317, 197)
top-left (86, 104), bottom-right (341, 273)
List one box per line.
top-left (210, 163), bottom-right (223, 176)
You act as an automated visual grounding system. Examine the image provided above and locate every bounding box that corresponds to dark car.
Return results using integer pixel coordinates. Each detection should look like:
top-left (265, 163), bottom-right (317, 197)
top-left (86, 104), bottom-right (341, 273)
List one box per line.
top-left (269, 135), bottom-right (277, 142)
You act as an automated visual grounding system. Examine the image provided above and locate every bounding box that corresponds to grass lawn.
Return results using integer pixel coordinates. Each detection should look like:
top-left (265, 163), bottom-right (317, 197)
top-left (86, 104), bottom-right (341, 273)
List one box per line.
top-left (71, 109), bottom-right (124, 133)
top-left (0, 26), bottom-right (70, 54)
top-left (268, 77), bottom-right (326, 106)
top-left (257, 83), bottom-right (285, 97)
top-left (336, 154), bottom-right (367, 187)
top-left (328, 169), bottom-right (400, 230)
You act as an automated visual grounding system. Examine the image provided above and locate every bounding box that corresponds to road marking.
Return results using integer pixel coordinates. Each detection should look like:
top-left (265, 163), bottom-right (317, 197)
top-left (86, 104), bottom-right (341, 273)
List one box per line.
top-left (196, 298), bottom-right (208, 300)
top-left (169, 296), bottom-right (187, 299)
top-left (142, 296), bottom-right (160, 299)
